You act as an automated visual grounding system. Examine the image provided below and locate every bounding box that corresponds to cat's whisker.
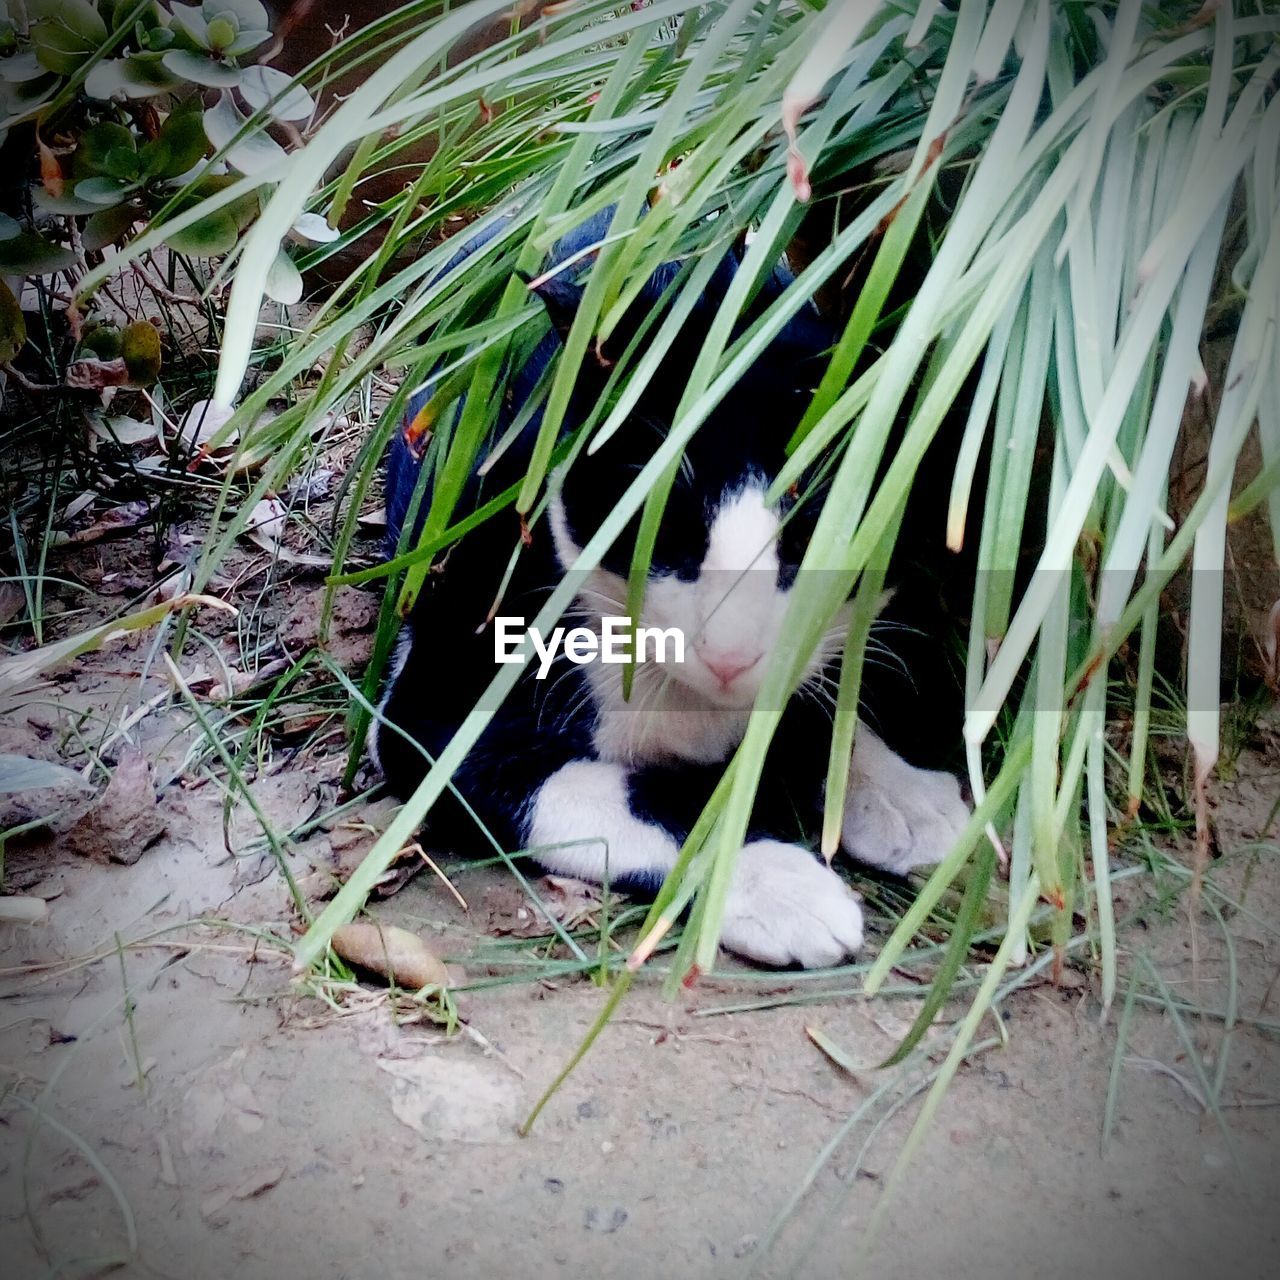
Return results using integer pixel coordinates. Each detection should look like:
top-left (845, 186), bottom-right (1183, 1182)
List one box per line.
top-left (539, 661), bottom-right (585, 714)
top-left (795, 681), bottom-right (838, 726)
top-left (572, 587), bottom-right (629, 614)
top-left (872, 618), bottom-right (928, 640)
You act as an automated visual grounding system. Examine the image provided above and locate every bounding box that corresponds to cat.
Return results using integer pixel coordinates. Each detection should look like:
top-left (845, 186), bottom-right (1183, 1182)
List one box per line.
top-left (370, 210), bottom-right (972, 968)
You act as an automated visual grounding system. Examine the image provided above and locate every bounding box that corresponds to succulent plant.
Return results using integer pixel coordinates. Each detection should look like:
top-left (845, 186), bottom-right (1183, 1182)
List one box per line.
top-left (162, 1), bottom-right (272, 88)
top-left (0, 0), bottom-right (317, 274)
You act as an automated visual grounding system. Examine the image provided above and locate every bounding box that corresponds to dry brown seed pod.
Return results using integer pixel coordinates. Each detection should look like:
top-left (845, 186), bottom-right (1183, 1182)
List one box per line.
top-left (331, 922), bottom-right (450, 991)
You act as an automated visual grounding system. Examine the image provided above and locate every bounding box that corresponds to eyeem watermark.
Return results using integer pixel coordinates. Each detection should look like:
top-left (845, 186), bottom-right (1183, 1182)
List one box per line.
top-left (495, 616), bottom-right (685, 679)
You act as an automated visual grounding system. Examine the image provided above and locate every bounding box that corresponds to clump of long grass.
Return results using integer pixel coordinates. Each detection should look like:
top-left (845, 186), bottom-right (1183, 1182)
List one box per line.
top-left (74, 0), bottom-right (1280, 1125)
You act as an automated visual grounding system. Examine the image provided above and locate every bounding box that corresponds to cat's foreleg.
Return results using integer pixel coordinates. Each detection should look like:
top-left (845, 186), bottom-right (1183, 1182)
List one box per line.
top-left (524, 759), bottom-right (680, 890)
top-left (526, 760), bottom-right (863, 967)
top-left (840, 724), bottom-right (971, 875)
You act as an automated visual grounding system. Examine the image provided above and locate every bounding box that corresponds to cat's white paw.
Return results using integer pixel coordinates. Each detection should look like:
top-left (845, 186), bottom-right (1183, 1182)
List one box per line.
top-left (719, 840), bottom-right (864, 968)
top-left (841, 732), bottom-right (970, 875)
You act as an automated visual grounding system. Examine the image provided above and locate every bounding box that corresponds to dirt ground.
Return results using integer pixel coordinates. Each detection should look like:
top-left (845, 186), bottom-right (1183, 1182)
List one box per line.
top-left (2, 642), bottom-right (1280, 1280)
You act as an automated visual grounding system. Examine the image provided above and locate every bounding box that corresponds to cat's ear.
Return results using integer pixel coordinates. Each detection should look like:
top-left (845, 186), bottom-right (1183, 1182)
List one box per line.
top-left (520, 270), bottom-right (584, 345)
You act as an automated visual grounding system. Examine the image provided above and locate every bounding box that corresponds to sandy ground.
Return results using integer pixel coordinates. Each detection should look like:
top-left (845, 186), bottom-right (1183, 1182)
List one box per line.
top-left (2, 663), bottom-right (1280, 1280)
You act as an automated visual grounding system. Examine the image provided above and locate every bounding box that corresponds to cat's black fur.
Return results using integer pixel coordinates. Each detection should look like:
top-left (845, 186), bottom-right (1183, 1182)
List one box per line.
top-left (371, 210), bottom-right (977, 967)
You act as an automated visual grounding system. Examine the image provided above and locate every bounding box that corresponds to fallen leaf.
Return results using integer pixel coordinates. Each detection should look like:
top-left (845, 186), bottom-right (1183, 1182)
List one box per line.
top-left (178, 398), bottom-right (237, 449)
top-left (299, 802), bottom-right (419, 902)
top-left (145, 567), bottom-right (194, 605)
top-left (50, 499), bottom-right (154, 546)
top-left (207, 656), bottom-right (289, 702)
top-left (92, 414), bottom-right (159, 447)
top-left (65, 356), bottom-right (129, 389)
top-left (483, 875), bottom-right (618, 939)
top-left (538, 874), bottom-right (610, 924)
top-left (246, 496), bottom-right (286, 546)
top-left (234, 1164), bottom-right (286, 1198)
top-left (60, 491), bottom-right (97, 523)
top-left (332, 922), bottom-right (450, 991)
top-left (243, 499), bottom-right (335, 567)
top-left (327, 799), bottom-right (407, 874)
top-left (0, 753), bottom-right (95, 796)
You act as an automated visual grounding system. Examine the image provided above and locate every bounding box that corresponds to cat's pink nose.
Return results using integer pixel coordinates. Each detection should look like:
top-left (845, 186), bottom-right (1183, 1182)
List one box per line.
top-left (699, 649), bottom-right (762, 689)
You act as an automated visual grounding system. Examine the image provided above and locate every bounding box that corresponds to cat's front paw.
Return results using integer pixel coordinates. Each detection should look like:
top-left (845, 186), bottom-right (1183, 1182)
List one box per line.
top-left (719, 840), bottom-right (864, 968)
top-left (841, 737), bottom-right (970, 875)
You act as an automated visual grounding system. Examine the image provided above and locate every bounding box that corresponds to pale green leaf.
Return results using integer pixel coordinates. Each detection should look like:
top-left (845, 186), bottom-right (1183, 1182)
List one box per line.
top-left (0, 754), bottom-right (94, 796)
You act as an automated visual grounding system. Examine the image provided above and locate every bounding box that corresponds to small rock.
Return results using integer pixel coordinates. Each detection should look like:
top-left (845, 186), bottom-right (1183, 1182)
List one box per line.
top-left (62, 746), bottom-right (165, 864)
top-left (0, 895), bottom-right (49, 925)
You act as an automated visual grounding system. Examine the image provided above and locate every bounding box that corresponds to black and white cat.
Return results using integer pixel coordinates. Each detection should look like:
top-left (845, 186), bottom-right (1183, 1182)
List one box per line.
top-left (370, 212), bottom-right (971, 968)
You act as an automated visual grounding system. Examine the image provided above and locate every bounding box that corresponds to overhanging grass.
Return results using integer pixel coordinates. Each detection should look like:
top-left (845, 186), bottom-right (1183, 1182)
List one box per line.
top-left (66, 0), bottom-right (1280, 1155)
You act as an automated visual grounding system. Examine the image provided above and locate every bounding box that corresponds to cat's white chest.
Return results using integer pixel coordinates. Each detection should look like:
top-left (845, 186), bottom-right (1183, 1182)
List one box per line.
top-left (586, 665), bottom-right (749, 766)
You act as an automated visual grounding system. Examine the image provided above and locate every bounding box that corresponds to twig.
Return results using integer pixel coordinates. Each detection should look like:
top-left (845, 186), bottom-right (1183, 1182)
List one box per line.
top-left (409, 842), bottom-right (469, 911)
top-left (2, 363), bottom-right (60, 393)
top-left (462, 1023), bottom-right (527, 1078)
top-left (130, 259), bottom-right (203, 307)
